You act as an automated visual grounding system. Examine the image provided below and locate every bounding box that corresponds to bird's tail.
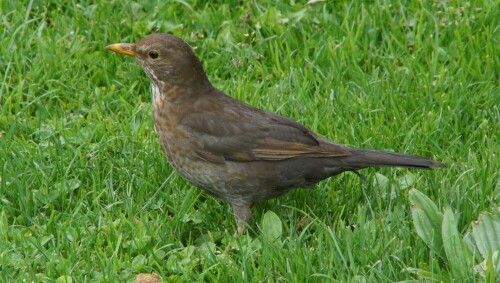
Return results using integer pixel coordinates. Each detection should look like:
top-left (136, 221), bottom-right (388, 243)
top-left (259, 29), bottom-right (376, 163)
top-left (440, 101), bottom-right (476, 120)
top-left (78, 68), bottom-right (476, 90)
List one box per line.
top-left (340, 148), bottom-right (446, 169)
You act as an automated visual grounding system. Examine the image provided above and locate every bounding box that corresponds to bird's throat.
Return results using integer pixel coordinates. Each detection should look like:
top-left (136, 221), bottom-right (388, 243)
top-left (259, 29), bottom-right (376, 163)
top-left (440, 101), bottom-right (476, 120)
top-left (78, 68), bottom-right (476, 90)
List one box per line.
top-left (151, 82), bottom-right (161, 103)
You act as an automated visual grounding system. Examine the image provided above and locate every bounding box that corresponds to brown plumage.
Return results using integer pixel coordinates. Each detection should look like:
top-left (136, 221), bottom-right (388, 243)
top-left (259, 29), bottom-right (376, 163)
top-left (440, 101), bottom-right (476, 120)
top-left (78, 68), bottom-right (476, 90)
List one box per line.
top-left (106, 33), bottom-right (445, 236)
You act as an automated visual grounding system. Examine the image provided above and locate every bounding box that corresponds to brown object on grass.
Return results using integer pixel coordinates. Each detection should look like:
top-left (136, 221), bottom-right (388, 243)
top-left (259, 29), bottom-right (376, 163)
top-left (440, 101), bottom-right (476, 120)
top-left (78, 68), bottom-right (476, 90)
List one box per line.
top-left (106, 34), bottom-right (445, 236)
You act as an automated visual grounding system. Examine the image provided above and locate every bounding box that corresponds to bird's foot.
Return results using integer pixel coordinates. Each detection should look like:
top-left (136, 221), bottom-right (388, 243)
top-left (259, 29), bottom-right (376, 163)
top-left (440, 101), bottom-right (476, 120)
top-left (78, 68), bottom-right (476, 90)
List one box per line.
top-left (231, 203), bottom-right (252, 237)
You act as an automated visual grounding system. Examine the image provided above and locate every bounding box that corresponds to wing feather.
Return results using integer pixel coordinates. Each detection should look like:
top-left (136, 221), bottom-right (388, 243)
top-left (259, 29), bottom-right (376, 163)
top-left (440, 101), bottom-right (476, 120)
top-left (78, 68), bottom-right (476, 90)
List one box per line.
top-left (180, 92), bottom-right (350, 162)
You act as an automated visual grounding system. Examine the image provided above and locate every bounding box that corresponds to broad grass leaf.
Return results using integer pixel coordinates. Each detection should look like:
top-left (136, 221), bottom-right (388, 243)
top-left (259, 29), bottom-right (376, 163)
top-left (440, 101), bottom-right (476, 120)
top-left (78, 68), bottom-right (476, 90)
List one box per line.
top-left (261, 210), bottom-right (282, 242)
top-left (442, 208), bottom-right (474, 279)
top-left (464, 213), bottom-right (500, 277)
top-left (403, 267), bottom-right (444, 282)
top-left (408, 189), bottom-right (445, 259)
top-left (56, 276), bottom-right (73, 283)
top-left (463, 213), bottom-right (500, 260)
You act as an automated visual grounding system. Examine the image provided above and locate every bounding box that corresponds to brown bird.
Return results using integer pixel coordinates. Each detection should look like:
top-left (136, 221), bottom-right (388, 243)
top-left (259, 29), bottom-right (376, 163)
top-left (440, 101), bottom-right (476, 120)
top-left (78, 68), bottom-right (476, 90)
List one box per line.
top-left (106, 33), bottom-right (445, 236)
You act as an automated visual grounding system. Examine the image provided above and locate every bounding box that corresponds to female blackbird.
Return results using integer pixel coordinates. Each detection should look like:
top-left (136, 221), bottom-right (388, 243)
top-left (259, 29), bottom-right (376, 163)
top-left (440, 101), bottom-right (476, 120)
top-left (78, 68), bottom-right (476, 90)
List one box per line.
top-left (106, 34), bottom-right (445, 236)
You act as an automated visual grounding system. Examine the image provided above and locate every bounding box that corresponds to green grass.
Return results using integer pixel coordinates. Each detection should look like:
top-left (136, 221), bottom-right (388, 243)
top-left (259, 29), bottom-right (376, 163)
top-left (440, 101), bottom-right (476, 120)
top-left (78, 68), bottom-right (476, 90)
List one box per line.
top-left (1, 0), bottom-right (498, 281)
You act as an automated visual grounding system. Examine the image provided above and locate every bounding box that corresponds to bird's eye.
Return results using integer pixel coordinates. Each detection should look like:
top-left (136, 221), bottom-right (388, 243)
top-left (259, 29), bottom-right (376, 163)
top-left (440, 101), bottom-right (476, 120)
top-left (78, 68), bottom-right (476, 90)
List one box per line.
top-left (148, 50), bottom-right (159, 59)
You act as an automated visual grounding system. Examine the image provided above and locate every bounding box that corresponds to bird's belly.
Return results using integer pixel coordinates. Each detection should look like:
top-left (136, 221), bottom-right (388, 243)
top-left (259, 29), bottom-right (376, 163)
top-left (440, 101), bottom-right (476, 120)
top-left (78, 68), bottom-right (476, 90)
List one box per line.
top-left (169, 158), bottom-right (325, 208)
top-left (167, 154), bottom-right (260, 202)
top-left (159, 142), bottom-right (293, 203)
top-left (155, 128), bottom-right (335, 204)
top-left (156, 135), bottom-right (228, 194)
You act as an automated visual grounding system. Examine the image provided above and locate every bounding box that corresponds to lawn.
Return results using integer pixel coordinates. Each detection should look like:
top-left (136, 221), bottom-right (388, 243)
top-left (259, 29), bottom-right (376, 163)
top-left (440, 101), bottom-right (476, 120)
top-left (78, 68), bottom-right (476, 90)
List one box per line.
top-left (1, 0), bottom-right (498, 282)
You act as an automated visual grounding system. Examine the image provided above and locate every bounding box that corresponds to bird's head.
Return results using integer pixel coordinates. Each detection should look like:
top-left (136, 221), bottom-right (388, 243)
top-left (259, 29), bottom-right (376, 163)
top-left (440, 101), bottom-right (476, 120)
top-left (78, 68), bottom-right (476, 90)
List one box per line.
top-left (106, 33), bottom-right (210, 91)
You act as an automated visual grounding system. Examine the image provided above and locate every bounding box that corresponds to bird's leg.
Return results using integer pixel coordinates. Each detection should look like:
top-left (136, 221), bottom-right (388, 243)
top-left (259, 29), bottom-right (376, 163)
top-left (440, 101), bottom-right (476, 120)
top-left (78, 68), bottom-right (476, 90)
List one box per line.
top-left (231, 203), bottom-right (252, 237)
top-left (352, 170), bottom-right (368, 181)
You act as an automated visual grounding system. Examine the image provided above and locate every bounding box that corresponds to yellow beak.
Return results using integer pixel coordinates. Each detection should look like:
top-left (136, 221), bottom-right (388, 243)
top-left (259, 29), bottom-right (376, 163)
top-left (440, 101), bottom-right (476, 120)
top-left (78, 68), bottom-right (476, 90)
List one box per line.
top-left (105, 43), bottom-right (137, 57)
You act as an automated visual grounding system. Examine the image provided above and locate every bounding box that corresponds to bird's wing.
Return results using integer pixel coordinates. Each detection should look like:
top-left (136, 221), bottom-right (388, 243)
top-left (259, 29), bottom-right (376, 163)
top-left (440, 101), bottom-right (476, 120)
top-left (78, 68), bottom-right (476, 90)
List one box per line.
top-left (180, 95), bottom-right (351, 162)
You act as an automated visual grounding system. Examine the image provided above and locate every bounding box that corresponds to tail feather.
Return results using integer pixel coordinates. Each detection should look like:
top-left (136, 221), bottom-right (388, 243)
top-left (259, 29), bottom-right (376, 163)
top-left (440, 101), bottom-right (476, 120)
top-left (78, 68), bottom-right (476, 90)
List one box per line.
top-left (340, 148), bottom-right (446, 169)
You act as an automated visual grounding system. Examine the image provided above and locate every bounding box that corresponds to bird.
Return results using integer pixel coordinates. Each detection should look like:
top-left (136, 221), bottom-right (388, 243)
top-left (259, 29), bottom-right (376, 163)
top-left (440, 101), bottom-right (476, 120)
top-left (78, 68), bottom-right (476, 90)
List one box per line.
top-left (106, 33), bottom-right (445, 236)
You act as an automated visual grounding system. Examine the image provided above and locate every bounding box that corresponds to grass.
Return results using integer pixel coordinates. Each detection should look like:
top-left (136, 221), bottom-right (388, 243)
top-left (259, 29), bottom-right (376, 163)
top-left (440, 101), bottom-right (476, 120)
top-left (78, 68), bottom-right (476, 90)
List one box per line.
top-left (0, 0), bottom-right (498, 281)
